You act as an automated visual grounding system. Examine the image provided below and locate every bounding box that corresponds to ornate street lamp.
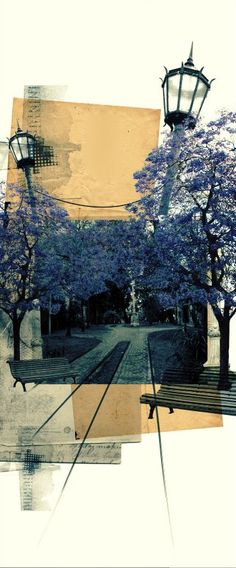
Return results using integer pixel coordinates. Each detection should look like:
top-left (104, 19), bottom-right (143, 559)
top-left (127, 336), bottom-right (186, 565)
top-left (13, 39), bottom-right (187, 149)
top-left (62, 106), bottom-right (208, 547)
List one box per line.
top-left (9, 125), bottom-right (37, 207)
top-left (160, 45), bottom-right (214, 339)
top-left (161, 43), bottom-right (213, 130)
top-left (9, 125), bottom-right (36, 191)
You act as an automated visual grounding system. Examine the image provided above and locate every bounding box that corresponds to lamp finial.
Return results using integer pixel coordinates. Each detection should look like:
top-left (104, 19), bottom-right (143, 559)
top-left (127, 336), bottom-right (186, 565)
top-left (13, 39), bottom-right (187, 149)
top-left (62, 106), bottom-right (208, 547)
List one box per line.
top-left (185, 42), bottom-right (194, 67)
top-left (16, 120), bottom-right (22, 133)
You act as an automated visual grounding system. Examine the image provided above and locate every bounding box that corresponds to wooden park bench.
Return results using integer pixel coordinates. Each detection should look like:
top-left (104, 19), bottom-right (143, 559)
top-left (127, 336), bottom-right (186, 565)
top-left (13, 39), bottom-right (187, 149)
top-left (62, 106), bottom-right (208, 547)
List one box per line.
top-left (160, 365), bottom-right (204, 385)
top-left (140, 368), bottom-right (236, 418)
top-left (8, 357), bottom-right (79, 392)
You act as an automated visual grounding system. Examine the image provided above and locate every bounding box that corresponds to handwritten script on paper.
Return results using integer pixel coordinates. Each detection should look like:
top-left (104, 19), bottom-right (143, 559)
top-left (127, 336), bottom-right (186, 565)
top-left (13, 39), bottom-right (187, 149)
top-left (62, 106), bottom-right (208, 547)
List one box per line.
top-left (0, 442), bottom-right (121, 465)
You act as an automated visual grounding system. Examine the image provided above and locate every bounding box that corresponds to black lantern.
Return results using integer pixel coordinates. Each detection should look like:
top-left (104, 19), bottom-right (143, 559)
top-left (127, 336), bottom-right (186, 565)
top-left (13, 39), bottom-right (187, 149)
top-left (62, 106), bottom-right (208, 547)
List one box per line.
top-left (9, 126), bottom-right (36, 169)
top-left (162, 44), bottom-right (213, 130)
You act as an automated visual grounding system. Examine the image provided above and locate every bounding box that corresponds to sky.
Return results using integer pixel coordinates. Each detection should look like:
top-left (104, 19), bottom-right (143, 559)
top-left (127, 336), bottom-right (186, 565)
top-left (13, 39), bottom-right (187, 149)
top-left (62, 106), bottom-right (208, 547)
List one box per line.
top-left (1, 0), bottom-right (236, 138)
top-left (1, 1), bottom-right (236, 567)
top-left (1, 0), bottom-right (236, 170)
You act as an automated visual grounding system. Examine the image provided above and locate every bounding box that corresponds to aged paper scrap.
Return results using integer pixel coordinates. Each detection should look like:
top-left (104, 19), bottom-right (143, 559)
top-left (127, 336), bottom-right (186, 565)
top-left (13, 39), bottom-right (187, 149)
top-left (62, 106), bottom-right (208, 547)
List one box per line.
top-left (8, 97), bottom-right (161, 220)
top-left (0, 442), bottom-right (121, 464)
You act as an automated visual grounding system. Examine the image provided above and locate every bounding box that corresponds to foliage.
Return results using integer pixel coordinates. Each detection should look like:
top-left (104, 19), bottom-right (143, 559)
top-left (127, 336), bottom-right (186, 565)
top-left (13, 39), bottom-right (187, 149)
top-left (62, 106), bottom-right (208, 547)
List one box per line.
top-left (53, 220), bottom-right (115, 302)
top-left (0, 183), bottom-right (149, 358)
top-left (0, 185), bottom-right (70, 320)
top-left (0, 187), bottom-right (124, 357)
top-left (130, 111), bottom-right (236, 323)
top-left (130, 111), bottom-right (236, 377)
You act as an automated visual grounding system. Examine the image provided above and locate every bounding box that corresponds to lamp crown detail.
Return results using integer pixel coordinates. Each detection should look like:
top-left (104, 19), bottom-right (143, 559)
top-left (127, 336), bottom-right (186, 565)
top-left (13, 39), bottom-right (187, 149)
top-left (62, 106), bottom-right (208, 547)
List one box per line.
top-left (16, 120), bottom-right (23, 133)
top-left (185, 42), bottom-right (194, 67)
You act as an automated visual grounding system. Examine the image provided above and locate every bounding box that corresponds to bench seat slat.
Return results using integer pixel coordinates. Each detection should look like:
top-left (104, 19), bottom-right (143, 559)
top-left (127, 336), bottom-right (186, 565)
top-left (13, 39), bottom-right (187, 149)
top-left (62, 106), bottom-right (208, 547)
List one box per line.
top-left (141, 394), bottom-right (236, 406)
top-left (14, 372), bottom-right (75, 381)
top-left (158, 387), bottom-right (234, 398)
top-left (142, 385), bottom-right (235, 397)
top-left (154, 401), bottom-right (236, 414)
top-left (147, 395), bottom-right (230, 407)
top-left (153, 401), bottom-right (236, 415)
top-left (11, 368), bottom-right (72, 377)
top-left (9, 358), bottom-right (69, 367)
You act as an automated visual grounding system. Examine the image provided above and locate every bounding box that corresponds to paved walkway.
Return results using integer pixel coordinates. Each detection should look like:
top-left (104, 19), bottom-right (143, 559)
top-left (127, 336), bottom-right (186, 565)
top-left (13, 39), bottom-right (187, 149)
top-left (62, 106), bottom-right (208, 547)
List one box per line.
top-left (70, 324), bottom-right (177, 384)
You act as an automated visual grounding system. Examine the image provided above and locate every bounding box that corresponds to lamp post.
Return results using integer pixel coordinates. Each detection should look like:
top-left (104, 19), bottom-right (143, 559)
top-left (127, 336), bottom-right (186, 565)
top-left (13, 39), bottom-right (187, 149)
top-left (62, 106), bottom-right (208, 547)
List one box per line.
top-left (9, 125), bottom-right (37, 209)
top-left (159, 45), bottom-right (216, 345)
top-left (159, 44), bottom-right (213, 216)
top-left (8, 126), bottom-right (42, 359)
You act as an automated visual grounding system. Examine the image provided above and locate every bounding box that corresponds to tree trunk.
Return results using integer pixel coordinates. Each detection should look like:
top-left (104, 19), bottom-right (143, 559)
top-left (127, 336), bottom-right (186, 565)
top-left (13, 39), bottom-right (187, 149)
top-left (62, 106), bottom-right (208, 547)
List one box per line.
top-left (12, 311), bottom-right (22, 361)
top-left (218, 307), bottom-right (230, 390)
top-left (123, 308), bottom-right (129, 324)
top-left (65, 299), bottom-right (72, 337)
top-left (86, 299), bottom-right (91, 328)
top-left (80, 301), bottom-right (85, 332)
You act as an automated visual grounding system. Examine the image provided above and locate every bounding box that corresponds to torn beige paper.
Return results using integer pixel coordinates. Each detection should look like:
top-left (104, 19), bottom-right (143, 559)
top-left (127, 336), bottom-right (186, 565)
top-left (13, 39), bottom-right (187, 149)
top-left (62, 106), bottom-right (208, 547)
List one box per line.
top-left (8, 97), bottom-right (160, 219)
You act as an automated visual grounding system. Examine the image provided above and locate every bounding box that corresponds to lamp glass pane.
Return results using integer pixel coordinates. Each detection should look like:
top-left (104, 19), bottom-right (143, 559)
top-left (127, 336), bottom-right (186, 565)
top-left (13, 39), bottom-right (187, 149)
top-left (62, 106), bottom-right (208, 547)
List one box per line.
top-left (11, 139), bottom-right (22, 161)
top-left (163, 82), bottom-right (168, 115)
top-left (179, 74), bottom-right (198, 113)
top-left (167, 74), bottom-right (181, 112)
top-left (17, 135), bottom-right (30, 159)
top-left (191, 80), bottom-right (208, 115)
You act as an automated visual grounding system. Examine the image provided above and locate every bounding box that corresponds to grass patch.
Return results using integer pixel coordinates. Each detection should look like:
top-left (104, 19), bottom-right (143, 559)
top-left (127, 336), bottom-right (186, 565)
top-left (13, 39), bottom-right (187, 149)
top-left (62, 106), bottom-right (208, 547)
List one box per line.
top-left (42, 334), bottom-right (101, 362)
top-left (148, 328), bottom-right (205, 382)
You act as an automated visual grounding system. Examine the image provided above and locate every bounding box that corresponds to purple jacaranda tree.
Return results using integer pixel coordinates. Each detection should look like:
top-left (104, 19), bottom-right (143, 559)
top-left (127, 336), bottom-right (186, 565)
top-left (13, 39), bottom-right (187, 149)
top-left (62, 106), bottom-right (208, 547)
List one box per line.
top-left (130, 111), bottom-right (236, 384)
top-left (94, 219), bottom-right (148, 323)
top-left (0, 185), bottom-right (73, 359)
top-left (96, 219), bottom-right (147, 286)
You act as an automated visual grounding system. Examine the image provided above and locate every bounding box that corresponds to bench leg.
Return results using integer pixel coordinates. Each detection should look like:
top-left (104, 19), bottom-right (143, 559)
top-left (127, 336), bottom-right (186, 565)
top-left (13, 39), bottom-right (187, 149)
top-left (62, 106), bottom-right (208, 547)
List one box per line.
top-left (13, 380), bottom-right (26, 392)
top-left (148, 405), bottom-right (155, 419)
top-left (148, 405), bottom-right (174, 418)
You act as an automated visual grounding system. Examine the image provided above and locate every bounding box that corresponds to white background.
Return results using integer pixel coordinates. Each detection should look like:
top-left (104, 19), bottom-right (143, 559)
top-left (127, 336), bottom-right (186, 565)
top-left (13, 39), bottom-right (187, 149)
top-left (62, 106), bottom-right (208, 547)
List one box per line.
top-left (1, 1), bottom-right (236, 566)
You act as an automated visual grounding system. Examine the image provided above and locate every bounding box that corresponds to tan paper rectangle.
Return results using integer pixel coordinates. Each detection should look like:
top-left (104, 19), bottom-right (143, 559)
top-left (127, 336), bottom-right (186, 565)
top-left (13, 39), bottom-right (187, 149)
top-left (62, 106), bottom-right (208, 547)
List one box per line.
top-left (72, 385), bottom-right (142, 442)
top-left (8, 98), bottom-right (160, 220)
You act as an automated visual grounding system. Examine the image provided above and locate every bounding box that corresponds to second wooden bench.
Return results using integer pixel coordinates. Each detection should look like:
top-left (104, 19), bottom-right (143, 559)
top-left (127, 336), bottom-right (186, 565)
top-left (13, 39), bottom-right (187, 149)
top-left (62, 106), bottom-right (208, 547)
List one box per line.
top-left (140, 382), bottom-right (236, 418)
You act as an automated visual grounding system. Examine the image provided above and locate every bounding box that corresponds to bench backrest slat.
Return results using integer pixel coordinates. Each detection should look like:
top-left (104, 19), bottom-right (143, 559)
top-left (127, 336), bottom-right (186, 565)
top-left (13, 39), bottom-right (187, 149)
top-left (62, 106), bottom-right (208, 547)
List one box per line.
top-left (9, 357), bottom-right (69, 365)
top-left (8, 358), bottom-right (72, 379)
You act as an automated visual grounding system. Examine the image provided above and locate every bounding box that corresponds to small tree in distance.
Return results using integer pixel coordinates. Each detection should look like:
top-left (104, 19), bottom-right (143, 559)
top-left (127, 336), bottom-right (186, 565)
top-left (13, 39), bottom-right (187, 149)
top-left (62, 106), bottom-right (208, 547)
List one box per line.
top-left (59, 219), bottom-right (148, 327)
top-left (53, 220), bottom-right (118, 333)
top-left (130, 110), bottom-right (236, 385)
